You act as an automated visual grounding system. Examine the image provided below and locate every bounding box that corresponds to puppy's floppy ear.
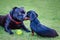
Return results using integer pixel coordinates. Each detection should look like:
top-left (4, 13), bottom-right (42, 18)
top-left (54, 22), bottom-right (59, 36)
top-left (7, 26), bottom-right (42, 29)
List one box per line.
top-left (35, 13), bottom-right (38, 17)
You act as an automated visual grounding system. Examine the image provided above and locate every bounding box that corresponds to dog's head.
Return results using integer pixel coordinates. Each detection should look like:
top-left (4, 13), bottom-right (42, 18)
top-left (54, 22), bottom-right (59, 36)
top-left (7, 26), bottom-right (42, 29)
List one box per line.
top-left (26, 10), bottom-right (38, 21)
top-left (10, 7), bottom-right (26, 21)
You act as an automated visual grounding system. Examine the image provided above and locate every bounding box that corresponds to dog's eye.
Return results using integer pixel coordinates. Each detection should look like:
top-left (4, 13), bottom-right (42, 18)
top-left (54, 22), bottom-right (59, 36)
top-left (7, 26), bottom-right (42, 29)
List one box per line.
top-left (21, 11), bottom-right (25, 14)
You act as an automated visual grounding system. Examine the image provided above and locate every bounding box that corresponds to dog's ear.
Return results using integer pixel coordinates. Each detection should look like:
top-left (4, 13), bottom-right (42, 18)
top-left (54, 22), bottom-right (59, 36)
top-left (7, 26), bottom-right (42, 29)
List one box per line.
top-left (12, 7), bottom-right (18, 11)
top-left (10, 7), bottom-right (18, 15)
top-left (36, 13), bottom-right (38, 17)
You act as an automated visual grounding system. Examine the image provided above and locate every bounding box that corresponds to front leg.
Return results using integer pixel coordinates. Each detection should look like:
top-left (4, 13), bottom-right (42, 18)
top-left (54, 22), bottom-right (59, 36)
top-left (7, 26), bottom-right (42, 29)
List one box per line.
top-left (20, 24), bottom-right (30, 32)
top-left (5, 17), bottom-right (13, 34)
top-left (31, 29), bottom-right (34, 36)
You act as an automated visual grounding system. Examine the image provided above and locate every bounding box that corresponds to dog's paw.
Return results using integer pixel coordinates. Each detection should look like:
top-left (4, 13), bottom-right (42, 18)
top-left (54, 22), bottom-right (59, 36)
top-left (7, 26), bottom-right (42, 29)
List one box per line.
top-left (5, 30), bottom-right (14, 35)
top-left (9, 32), bottom-right (14, 35)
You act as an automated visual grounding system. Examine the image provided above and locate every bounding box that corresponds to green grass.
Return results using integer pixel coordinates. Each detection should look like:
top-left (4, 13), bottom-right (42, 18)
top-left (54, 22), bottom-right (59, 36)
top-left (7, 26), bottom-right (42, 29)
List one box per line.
top-left (0, 0), bottom-right (60, 40)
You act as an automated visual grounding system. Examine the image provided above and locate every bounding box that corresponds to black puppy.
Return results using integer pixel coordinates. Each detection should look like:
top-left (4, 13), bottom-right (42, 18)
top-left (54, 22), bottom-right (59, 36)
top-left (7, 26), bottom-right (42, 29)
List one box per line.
top-left (0, 7), bottom-right (30, 34)
top-left (26, 10), bottom-right (58, 37)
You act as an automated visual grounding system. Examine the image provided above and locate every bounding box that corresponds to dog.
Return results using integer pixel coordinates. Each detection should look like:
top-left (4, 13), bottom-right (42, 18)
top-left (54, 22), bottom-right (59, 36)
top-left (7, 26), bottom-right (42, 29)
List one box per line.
top-left (26, 10), bottom-right (58, 37)
top-left (0, 7), bottom-right (30, 34)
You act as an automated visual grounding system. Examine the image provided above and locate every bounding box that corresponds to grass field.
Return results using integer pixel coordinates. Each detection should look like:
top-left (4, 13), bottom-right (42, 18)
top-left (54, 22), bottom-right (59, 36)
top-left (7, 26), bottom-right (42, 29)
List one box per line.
top-left (0, 0), bottom-right (60, 40)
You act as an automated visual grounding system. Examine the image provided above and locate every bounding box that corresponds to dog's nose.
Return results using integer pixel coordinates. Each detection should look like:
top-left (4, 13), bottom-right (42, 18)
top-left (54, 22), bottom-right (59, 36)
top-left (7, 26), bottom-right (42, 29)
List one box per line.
top-left (23, 14), bottom-right (27, 18)
top-left (21, 11), bottom-right (25, 14)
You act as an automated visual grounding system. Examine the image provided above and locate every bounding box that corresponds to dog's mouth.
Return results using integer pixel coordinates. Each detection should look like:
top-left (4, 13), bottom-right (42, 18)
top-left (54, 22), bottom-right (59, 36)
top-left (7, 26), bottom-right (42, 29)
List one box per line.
top-left (23, 14), bottom-right (30, 20)
top-left (16, 14), bottom-right (28, 21)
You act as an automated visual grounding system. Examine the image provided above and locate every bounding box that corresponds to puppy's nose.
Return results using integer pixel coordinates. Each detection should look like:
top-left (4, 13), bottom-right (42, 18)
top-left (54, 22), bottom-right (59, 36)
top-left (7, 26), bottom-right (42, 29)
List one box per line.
top-left (24, 17), bottom-right (30, 20)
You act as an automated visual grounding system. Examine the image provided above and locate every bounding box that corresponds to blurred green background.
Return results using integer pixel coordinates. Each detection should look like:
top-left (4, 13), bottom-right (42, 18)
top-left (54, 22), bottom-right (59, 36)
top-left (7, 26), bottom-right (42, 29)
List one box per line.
top-left (0, 0), bottom-right (60, 40)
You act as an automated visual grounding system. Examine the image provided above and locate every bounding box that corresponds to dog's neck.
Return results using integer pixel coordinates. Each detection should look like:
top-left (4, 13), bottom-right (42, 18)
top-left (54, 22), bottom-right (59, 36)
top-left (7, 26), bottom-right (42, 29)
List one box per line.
top-left (8, 14), bottom-right (21, 25)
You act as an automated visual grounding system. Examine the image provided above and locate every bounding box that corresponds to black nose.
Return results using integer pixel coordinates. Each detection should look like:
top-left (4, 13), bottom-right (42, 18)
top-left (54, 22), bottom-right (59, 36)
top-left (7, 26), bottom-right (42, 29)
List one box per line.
top-left (26, 14), bottom-right (29, 17)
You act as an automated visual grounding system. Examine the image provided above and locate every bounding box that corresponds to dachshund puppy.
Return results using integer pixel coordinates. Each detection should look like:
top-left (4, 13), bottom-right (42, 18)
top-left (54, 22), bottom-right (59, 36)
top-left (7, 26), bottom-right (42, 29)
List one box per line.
top-left (26, 10), bottom-right (58, 37)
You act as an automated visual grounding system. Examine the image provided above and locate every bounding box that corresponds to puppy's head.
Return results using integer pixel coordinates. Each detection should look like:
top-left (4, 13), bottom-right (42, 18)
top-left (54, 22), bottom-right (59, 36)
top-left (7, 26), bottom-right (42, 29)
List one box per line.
top-left (10, 7), bottom-right (26, 21)
top-left (26, 10), bottom-right (38, 21)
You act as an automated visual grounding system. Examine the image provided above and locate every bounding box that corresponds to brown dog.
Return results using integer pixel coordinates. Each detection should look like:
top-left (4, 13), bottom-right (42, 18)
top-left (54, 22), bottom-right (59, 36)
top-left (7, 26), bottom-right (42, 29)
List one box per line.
top-left (0, 7), bottom-right (30, 34)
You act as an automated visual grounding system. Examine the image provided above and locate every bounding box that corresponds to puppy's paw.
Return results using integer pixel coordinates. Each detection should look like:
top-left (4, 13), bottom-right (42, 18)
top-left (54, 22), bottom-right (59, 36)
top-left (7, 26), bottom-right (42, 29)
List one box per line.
top-left (32, 32), bottom-right (34, 36)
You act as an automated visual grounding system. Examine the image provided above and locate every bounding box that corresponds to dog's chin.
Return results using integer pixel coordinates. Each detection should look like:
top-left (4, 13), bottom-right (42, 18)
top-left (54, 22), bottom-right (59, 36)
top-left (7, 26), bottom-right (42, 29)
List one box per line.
top-left (24, 17), bottom-right (30, 20)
